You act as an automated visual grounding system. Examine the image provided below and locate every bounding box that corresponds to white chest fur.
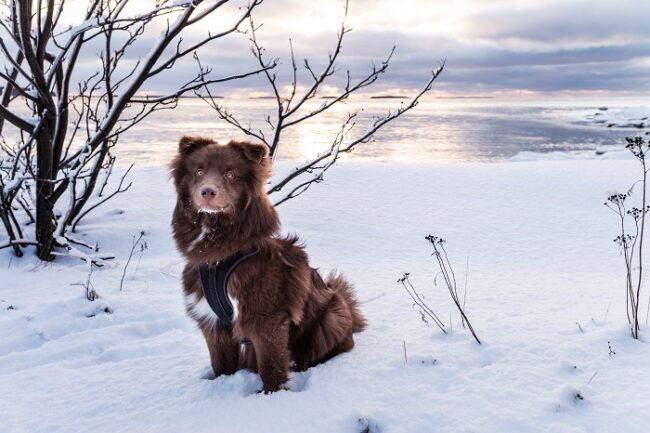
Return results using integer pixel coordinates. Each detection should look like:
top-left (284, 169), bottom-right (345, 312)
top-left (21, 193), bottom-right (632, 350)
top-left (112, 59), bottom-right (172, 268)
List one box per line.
top-left (183, 290), bottom-right (239, 328)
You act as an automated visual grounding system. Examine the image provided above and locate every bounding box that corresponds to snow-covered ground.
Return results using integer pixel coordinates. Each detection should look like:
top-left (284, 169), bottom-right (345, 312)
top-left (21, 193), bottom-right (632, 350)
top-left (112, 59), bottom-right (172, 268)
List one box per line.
top-left (1, 159), bottom-right (649, 433)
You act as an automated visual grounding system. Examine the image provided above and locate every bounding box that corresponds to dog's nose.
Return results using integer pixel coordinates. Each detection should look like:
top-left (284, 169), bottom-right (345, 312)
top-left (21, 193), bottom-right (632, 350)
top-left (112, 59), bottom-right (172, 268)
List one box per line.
top-left (200, 186), bottom-right (217, 198)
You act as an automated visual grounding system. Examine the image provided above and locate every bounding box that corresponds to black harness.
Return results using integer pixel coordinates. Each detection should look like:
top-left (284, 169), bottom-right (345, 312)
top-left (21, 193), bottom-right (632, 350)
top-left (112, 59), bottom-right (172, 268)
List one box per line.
top-left (198, 248), bottom-right (258, 331)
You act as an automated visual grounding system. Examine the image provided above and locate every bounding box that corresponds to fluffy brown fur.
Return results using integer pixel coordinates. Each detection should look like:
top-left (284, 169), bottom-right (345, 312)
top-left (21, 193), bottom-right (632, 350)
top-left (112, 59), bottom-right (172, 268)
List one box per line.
top-left (170, 136), bottom-right (366, 393)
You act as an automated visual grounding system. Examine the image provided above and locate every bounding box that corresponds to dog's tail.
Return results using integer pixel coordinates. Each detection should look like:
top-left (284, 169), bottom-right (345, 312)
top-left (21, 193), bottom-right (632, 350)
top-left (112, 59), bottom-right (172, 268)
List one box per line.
top-left (325, 271), bottom-right (367, 332)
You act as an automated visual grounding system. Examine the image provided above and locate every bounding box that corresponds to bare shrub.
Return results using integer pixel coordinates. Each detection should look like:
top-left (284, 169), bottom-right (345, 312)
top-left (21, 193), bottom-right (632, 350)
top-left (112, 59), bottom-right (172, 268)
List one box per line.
top-left (0, 0), bottom-right (271, 262)
top-left (198, 0), bottom-right (444, 206)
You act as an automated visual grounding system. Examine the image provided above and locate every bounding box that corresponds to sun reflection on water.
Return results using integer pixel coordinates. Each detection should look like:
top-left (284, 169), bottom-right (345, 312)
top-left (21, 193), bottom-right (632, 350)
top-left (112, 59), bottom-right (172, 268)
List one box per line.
top-left (79, 96), bottom-right (645, 166)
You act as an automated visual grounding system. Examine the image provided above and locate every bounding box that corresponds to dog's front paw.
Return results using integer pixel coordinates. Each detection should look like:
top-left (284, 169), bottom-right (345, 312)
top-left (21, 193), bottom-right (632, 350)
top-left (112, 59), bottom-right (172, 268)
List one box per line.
top-left (200, 365), bottom-right (216, 380)
top-left (259, 383), bottom-right (288, 394)
top-left (260, 373), bottom-right (289, 394)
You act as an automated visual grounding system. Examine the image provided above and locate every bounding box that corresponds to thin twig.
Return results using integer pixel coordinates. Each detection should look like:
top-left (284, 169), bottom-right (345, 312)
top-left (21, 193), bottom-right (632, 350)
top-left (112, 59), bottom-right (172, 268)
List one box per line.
top-left (119, 231), bottom-right (146, 291)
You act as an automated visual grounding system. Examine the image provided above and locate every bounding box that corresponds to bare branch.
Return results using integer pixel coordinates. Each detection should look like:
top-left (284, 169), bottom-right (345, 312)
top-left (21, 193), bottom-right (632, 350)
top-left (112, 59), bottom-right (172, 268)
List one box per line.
top-left (0, 0), bottom-right (270, 261)
top-left (197, 90), bottom-right (269, 145)
top-left (202, 0), bottom-right (443, 207)
top-left (72, 164), bottom-right (133, 232)
top-left (0, 239), bottom-right (39, 250)
top-left (0, 102), bottom-right (35, 132)
top-left (283, 47), bottom-right (395, 128)
top-left (283, 0), bottom-right (350, 117)
top-left (149, 0), bottom-right (263, 77)
top-left (131, 58), bottom-right (274, 104)
top-left (268, 64), bottom-right (445, 200)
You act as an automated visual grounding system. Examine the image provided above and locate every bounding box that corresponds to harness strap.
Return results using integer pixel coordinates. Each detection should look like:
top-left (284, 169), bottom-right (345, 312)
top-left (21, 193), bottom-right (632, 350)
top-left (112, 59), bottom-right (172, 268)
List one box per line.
top-left (198, 248), bottom-right (259, 331)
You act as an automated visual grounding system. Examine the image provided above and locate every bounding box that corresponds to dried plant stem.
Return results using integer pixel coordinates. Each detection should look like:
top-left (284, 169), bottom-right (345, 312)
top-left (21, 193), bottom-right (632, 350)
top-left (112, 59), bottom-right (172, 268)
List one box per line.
top-left (605, 137), bottom-right (650, 339)
top-left (119, 231), bottom-right (146, 291)
top-left (398, 273), bottom-right (447, 333)
top-left (85, 264), bottom-right (98, 301)
top-left (426, 235), bottom-right (481, 344)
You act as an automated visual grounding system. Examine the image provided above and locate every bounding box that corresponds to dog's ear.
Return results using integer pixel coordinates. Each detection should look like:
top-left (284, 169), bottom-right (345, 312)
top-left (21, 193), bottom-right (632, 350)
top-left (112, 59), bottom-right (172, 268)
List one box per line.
top-left (231, 141), bottom-right (269, 164)
top-left (178, 136), bottom-right (213, 154)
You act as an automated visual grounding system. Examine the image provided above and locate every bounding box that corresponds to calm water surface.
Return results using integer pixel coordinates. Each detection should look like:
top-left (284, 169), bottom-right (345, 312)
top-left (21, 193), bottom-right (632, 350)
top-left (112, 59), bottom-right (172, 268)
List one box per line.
top-left (15, 96), bottom-right (649, 166)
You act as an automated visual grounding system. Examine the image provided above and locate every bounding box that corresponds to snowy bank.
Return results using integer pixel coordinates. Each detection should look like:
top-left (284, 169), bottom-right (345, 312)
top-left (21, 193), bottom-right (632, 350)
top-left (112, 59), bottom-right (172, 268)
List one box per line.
top-left (581, 106), bottom-right (650, 131)
top-left (1, 160), bottom-right (649, 433)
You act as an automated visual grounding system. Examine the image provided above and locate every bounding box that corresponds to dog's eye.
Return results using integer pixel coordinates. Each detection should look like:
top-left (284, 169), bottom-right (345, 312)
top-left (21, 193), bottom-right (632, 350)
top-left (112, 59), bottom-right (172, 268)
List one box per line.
top-left (196, 169), bottom-right (204, 176)
top-left (224, 171), bottom-right (235, 180)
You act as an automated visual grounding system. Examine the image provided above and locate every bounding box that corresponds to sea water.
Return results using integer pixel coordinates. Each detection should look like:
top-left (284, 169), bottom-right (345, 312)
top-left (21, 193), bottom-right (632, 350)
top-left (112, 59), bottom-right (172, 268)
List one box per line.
top-left (111, 96), bottom-right (649, 165)
top-left (5, 96), bottom-right (649, 165)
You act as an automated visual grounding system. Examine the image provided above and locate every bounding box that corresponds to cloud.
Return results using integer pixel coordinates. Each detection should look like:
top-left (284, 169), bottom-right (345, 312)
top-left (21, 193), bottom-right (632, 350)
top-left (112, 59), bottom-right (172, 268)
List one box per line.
top-left (48, 0), bottom-right (650, 95)
top-left (462, 0), bottom-right (650, 48)
top-left (207, 0), bottom-right (650, 95)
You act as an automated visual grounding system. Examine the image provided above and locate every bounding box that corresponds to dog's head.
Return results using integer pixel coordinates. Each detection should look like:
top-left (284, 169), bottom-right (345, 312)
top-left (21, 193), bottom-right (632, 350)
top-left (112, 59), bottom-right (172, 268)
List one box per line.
top-left (170, 136), bottom-right (271, 216)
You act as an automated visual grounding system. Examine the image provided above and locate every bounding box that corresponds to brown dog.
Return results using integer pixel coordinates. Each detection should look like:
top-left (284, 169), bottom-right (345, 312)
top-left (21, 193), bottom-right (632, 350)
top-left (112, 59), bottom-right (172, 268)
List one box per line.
top-left (170, 136), bottom-right (365, 393)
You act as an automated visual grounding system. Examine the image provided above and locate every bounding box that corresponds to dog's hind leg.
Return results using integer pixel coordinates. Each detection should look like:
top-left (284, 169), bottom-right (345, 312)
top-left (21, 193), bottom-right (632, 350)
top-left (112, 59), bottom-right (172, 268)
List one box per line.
top-left (291, 290), bottom-right (355, 370)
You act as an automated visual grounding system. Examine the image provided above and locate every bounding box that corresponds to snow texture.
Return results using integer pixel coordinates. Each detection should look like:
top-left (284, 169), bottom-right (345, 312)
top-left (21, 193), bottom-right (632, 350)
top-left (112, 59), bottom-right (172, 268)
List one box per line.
top-left (1, 160), bottom-right (650, 433)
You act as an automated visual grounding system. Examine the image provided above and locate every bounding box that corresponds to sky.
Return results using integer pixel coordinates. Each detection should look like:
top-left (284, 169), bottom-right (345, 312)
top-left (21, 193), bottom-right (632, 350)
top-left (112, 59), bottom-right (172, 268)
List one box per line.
top-left (5, 0), bottom-right (650, 97)
top-left (237, 0), bottom-right (650, 97)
